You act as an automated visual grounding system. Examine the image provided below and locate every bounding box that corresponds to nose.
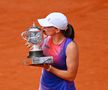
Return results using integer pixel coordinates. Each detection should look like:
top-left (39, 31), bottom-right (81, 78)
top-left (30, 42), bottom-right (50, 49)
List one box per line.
top-left (42, 28), bottom-right (48, 32)
top-left (42, 29), bottom-right (47, 35)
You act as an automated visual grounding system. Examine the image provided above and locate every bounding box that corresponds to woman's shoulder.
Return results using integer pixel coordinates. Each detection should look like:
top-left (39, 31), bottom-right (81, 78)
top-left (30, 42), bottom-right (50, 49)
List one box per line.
top-left (67, 41), bottom-right (78, 50)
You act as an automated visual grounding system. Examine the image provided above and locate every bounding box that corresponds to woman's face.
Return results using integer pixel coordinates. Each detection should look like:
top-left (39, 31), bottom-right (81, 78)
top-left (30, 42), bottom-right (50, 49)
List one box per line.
top-left (42, 26), bottom-right (59, 36)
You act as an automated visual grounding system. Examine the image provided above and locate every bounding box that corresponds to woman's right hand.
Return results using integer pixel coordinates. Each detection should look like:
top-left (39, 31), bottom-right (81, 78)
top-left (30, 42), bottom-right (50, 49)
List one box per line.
top-left (25, 42), bottom-right (32, 48)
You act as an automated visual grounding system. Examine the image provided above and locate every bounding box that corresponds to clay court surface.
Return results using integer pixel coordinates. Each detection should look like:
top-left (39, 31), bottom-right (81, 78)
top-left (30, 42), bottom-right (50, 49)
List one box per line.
top-left (0, 0), bottom-right (108, 90)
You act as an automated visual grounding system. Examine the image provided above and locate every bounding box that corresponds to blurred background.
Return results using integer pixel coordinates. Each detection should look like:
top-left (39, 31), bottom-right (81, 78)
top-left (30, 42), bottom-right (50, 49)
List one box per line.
top-left (0, 0), bottom-right (108, 90)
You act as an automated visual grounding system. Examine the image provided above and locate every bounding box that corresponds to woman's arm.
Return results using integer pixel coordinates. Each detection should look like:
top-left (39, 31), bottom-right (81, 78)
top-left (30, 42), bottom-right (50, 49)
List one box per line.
top-left (45, 41), bottom-right (79, 82)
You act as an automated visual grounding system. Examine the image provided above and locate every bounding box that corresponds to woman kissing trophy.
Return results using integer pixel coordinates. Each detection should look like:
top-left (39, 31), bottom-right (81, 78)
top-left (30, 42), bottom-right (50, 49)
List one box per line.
top-left (21, 22), bottom-right (53, 65)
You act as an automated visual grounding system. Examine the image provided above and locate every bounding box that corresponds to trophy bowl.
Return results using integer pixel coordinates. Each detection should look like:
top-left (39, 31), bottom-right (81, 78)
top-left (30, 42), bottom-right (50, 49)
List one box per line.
top-left (21, 23), bottom-right (53, 65)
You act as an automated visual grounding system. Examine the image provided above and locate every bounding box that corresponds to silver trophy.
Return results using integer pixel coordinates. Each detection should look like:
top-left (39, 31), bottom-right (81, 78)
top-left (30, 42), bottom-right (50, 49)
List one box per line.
top-left (21, 23), bottom-right (53, 65)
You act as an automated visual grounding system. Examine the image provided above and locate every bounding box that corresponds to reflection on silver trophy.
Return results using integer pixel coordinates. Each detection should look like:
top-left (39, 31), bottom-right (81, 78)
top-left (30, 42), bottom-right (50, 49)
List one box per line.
top-left (21, 23), bottom-right (53, 64)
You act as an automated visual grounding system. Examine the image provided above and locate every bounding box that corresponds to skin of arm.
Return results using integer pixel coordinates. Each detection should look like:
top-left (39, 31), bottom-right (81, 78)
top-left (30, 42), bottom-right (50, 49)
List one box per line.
top-left (45, 41), bottom-right (79, 82)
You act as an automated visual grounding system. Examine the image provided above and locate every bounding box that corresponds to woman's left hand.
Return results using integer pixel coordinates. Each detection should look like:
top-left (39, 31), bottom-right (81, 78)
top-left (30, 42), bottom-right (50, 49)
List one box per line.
top-left (24, 60), bottom-right (51, 71)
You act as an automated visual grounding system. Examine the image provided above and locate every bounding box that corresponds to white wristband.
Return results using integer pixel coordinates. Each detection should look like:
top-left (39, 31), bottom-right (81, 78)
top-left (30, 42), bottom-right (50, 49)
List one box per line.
top-left (46, 65), bottom-right (52, 71)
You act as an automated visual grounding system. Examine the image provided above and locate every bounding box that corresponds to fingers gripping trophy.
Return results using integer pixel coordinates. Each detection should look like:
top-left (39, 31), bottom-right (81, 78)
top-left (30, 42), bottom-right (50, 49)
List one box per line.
top-left (21, 23), bottom-right (53, 65)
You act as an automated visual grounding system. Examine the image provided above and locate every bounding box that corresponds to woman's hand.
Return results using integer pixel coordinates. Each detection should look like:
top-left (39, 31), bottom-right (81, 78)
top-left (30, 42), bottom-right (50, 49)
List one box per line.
top-left (25, 42), bottom-right (31, 48)
top-left (25, 42), bottom-right (34, 51)
top-left (43, 64), bottom-right (52, 71)
top-left (23, 59), bottom-right (52, 71)
top-left (29, 63), bottom-right (51, 71)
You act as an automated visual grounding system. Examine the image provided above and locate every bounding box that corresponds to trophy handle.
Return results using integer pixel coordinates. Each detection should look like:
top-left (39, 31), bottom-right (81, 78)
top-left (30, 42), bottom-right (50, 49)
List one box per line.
top-left (21, 31), bottom-right (28, 41)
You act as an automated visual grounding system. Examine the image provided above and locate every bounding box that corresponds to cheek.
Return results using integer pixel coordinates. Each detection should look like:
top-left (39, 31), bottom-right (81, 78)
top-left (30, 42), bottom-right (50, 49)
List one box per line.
top-left (45, 30), bottom-right (55, 36)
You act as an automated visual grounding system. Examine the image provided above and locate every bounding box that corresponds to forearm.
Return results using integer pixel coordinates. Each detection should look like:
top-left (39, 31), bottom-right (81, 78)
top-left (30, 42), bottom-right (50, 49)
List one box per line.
top-left (49, 66), bottom-right (76, 82)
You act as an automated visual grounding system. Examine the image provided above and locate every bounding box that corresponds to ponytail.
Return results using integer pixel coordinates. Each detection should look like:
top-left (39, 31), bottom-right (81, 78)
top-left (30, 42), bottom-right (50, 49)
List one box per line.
top-left (61, 24), bottom-right (75, 40)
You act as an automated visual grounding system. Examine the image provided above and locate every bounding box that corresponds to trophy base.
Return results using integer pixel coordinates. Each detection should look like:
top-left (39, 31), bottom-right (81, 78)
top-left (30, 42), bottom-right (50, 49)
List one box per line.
top-left (31, 56), bottom-right (53, 65)
top-left (27, 50), bottom-right (44, 58)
